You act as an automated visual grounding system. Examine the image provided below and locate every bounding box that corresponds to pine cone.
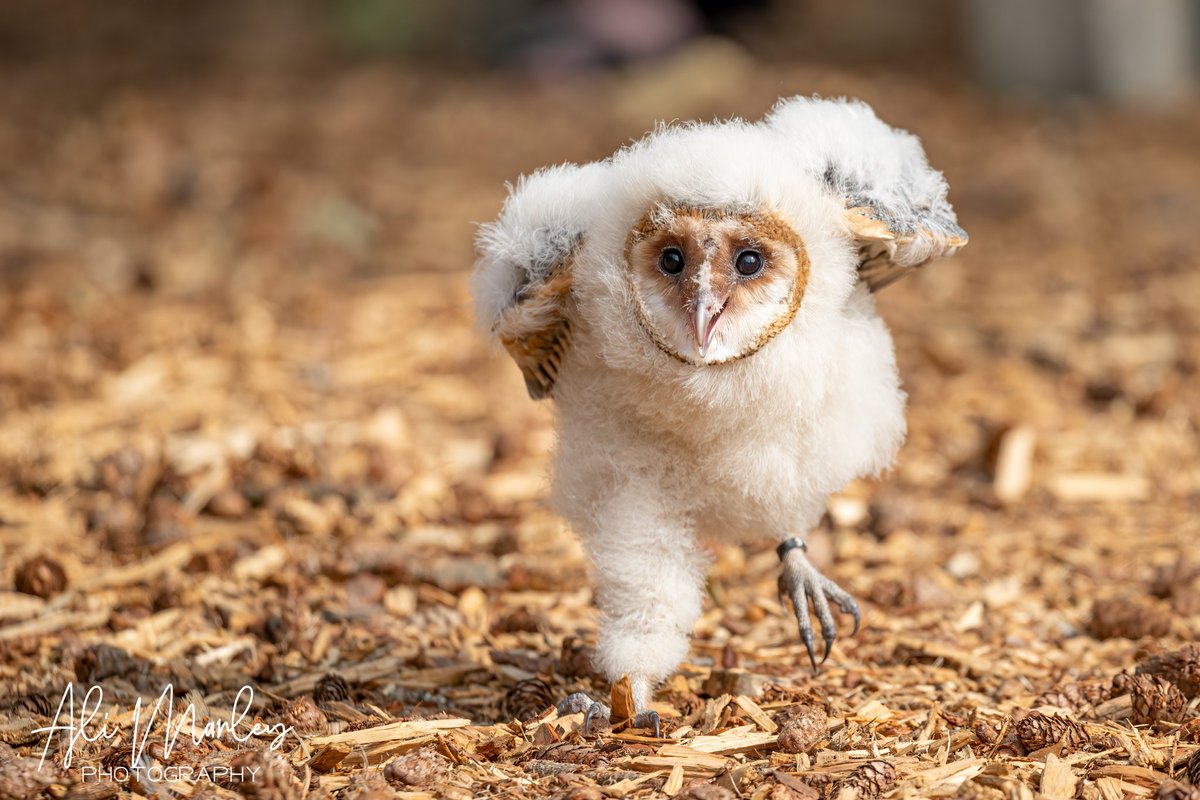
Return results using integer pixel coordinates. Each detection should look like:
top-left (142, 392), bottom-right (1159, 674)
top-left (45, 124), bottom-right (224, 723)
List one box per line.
top-left (524, 760), bottom-right (577, 777)
top-left (1158, 780), bottom-right (1200, 800)
top-left (1088, 598), bottom-right (1173, 640)
top-left (775, 704), bottom-right (827, 754)
top-left (1034, 679), bottom-right (1115, 716)
top-left (0, 750), bottom-right (61, 799)
top-left (2, 691), bottom-right (53, 717)
top-left (505, 677), bottom-right (555, 722)
top-left (1111, 672), bottom-right (1136, 696)
top-left (344, 715), bottom-right (388, 732)
top-left (1138, 646), bottom-right (1200, 700)
top-left (1132, 674), bottom-right (1187, 725)
top-left (313, 673), bottom-right (352, 704)
top-left (100, 744), bottom-right (134, 773)
top-left (280, 695), bottom-right (328, 736)
top-left (383, 746), bottom-right (450, 787)
top-left (834, 760), bottom-right (897, 799)
top-left (13, 555), bottom-right (68, 599)
top-left (225, 750), bottom-right (301, 800)
top-left (1014, 711), bottom-right (1090, 754)
top-left (1033, 690), bottom-right (1080, 714)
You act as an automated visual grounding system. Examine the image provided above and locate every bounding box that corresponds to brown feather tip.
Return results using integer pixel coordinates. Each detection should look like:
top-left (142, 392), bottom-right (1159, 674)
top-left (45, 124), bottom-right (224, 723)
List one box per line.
top-left (493, 252), bottom-right (577, 400)
top-left (845, 207), bottom-right (896, 242)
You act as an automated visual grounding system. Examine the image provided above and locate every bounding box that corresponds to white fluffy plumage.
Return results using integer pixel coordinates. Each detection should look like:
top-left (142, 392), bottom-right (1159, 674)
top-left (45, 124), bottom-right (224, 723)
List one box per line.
top-left (473, 96), bottom-right (966, 712)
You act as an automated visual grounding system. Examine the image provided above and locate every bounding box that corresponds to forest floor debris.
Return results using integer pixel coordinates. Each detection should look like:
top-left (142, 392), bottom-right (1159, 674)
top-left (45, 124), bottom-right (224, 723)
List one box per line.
top-left (2, 38), bottom-right (1199, 800)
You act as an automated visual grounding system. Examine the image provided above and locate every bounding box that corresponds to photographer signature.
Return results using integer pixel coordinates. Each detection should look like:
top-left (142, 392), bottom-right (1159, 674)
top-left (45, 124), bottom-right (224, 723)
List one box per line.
top-left (32, 684), bottom-right (293, 770)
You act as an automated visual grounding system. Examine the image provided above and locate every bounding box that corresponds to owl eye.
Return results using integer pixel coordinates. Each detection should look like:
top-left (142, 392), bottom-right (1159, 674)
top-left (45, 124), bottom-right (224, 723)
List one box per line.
top-left (735, 249), bottom-right (764, 277)
top-left (659, 247), bottom-right (685, 276)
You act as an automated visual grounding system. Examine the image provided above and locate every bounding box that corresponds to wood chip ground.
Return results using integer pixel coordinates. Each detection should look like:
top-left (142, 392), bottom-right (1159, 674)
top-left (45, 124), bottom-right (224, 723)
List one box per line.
top-left (1, 27), bottom-right (1199, 800)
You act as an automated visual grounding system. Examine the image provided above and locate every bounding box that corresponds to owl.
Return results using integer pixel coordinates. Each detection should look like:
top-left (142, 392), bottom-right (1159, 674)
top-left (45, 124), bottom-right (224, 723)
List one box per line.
top-left (474, 96), bottom-right (966, 733)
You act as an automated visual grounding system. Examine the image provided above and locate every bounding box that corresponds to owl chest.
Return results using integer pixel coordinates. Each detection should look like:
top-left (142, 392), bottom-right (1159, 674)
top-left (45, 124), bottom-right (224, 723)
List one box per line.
top-left (629, 396), bottom-right (825, 533)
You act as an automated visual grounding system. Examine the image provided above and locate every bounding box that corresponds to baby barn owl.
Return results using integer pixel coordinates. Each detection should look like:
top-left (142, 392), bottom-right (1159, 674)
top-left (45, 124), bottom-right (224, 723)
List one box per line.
top-left (474, 96), bottom-right (966, 732)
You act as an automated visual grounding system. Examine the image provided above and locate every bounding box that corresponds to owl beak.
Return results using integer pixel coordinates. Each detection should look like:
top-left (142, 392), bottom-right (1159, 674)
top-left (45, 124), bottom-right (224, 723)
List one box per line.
top-left (692, 295), bottom-right (727, 359)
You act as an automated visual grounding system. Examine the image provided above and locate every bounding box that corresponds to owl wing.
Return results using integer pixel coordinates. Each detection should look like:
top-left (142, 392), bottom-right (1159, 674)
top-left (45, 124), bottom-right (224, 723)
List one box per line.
top-left (473, 164), bottom-right (598, 399)
top-left (767, 96), bottom-right (968, 291)
top-left (842, 198), bottom-right (968, 292)
top-left (491, 258), bottom-right (575, 400)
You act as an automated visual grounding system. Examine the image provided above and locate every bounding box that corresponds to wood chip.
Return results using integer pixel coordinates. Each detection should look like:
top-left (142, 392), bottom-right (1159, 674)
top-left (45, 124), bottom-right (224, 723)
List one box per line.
top-left (702, 669), bottom-right (772, 698)
top-left (611, 674), bottom-right (637, 724)
top-left (622, 748), bottom-right (733, 775)
top-left (309, 718), bottom-right (471, 748)
top-left (663, 763), bottom-right (685, 795)
top-left (682, 730), bottom-right (780, 754)
top-left (1039, 754), bottom-right (1077, 800)
top-left (1047, 473), bottom-right (1150, 503)
top-left (734, 694), bottom-right (778, 733)
top-left (993, 424), bottom-right (1036, 503)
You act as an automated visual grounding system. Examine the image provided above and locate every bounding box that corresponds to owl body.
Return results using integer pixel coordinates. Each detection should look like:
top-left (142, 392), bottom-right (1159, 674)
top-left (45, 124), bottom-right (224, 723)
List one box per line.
top-left (474, 97), bottom-right (965, 708)
top-left (551, 279), bottom-right (905, 542)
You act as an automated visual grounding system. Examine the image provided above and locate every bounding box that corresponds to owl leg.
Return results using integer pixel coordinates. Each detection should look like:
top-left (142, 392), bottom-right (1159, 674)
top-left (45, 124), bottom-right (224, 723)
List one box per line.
top-left (776, 536), bottom-right (861, 672)
top-left (564, 495), bottom-right (706, 736)
top-left (554, 692), bottom-right (661, 737)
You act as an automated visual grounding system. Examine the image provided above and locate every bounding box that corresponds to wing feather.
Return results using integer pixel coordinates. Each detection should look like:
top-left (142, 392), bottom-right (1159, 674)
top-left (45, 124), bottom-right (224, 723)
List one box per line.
top-left (846, 205), bottom-right (968, 292)
top-left (767, 96), bottom-right (968, 292)
top-left (494, 261), bottom-right (575, 399)
top-left (473, 163), bottom-right (597, 400)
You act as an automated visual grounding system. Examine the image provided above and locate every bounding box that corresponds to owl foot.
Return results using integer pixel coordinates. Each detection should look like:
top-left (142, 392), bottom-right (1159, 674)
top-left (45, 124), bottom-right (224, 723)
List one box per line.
top-left (555, 692), bottom-right (661, 737)
top-left (777, 537), bottom-right (861, 672)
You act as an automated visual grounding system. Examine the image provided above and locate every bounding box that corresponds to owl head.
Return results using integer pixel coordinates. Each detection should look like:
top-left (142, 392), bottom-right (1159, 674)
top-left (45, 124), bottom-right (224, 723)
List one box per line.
top-left (474, 96), bottom-right (968, 395)
top-left (623, 203), bottom-right (810, 364)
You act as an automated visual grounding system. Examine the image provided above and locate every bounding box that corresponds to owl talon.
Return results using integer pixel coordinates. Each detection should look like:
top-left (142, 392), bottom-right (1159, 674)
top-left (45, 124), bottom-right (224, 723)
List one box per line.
top-left (631, 709), bottom-right (662, 738)
top-left (843, 597), bottom-right (862, 636)
top-left (583, 701), bottom-right (611, 736)
top-left (556, 691), bottom-right (596, 716)
top-left (555, 694), bottom-right (659, 736)
top-left (778, 545), bottom-right (860, 672)
top-left (802, 631), bottom-right (818, 672)
top-left (555, 692), bottom-right (612, 735)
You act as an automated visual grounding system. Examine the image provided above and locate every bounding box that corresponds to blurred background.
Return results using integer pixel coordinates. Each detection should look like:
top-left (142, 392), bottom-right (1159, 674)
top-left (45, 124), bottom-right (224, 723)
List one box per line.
top-left (1, 1), bottom-right (1199, 790)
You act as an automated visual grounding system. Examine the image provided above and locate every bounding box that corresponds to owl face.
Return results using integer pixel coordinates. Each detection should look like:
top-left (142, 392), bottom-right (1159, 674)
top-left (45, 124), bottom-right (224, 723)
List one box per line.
top-left (624, 204), bottom-right (810, 365)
